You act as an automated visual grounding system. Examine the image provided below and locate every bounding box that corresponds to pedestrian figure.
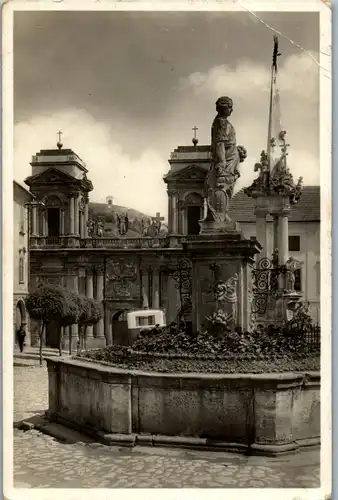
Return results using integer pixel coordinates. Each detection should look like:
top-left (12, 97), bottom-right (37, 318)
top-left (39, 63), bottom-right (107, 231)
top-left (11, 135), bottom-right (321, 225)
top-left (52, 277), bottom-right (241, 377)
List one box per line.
top-left (17, 325), bottom-right (26, 353)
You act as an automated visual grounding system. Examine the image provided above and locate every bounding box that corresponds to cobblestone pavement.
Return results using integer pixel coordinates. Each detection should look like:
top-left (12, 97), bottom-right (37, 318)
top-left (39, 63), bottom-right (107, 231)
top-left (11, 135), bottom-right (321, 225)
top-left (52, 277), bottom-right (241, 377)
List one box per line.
top-left (13, 366), bottom-right (320, 489)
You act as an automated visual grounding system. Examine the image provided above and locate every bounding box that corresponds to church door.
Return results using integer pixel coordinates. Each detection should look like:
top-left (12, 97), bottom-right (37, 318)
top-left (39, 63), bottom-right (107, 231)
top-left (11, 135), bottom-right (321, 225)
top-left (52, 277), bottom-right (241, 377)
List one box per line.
top-left (45, 320), bottom-right (60, 348)
top-left (187, 206), bottom-right (201, 235)
top-left (48, 208), bottom-right (60, 237)
top-left (112, 310), bottom-right (129, 346)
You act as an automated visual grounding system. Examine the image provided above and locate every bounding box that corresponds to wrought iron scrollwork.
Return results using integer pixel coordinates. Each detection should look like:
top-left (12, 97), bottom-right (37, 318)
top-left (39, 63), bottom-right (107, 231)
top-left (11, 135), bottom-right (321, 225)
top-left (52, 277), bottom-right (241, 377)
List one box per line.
top-left (167, 258), bottom-right (192, 316)
top-left (251, 256), bottom-right (287, 315)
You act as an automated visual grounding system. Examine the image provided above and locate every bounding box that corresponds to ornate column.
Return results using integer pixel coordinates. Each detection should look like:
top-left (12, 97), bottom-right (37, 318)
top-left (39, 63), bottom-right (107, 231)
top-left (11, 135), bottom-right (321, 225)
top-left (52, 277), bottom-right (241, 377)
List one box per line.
top-left (277, 207), bottom-right (290, 266)
top-left (141, 268), bottom-right (150, 308)
top-left (152, 269), bottom-right (160, 309)
top-left (74, 193), bottom-right (79, 236)
top-left (86, 268), bottom-right (94, 339)
top-left (105, 308), bottom-right (112, 345)
top-left (180, 202), bottom-right (186, 235)
top-left (69, 193), bottom-right (75, 235)
top-left (41, 207), bottom-right (47, 237)
top-left (95, 265), bottom-right (105, 339)
top-left (168, 192), bottom-right (173, 234)
top-left (255, 207), bottom-right (269, 260)
top-left (172, 191), bottom-right (178, 234)
top-left (60, 207), bottom-right (65, 236)
top-left (67, 272), bottom-right (79, 338)
top-left (31, 205), bottom-right (38, 236)
top-left (84, 195), bottom-right (89, 237)
top-left (273, 214), bottom-right (279, 253)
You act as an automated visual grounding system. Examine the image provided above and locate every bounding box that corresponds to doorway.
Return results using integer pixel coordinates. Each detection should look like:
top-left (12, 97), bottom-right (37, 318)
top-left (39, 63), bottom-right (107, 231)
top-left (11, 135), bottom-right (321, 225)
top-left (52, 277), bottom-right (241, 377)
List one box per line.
top-left (112, 310), bottom-right (128, 346)
top-left (187, 206), bottom-right (201, 235)
top-left (15, 300), bottom-right (26, 346)
top-left (46, 320), bottom-right (60, 348)
top-left (48, 208), bottom-right (60, 237)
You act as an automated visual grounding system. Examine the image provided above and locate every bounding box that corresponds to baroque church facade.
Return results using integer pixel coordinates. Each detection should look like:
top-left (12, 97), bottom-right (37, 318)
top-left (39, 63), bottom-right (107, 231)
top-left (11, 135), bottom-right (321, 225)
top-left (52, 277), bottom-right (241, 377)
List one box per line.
top-left (22, 138), bottom-right (320, 348)
top-left (24, 141), bottom-right (259, 348)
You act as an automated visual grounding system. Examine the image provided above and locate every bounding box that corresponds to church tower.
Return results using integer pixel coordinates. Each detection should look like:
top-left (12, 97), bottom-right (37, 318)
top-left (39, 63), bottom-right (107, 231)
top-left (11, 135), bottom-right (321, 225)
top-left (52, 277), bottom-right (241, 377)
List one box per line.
top-left (24, 135), bottom-right (93, 248)
top-left (164, 130), bottom-right (211, 237)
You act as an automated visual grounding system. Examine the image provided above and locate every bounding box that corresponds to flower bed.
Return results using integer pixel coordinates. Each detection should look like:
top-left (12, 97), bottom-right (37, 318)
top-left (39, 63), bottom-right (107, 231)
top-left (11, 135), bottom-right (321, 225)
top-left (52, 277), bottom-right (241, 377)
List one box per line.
top-left (75, 325), bottom-right (320, 374)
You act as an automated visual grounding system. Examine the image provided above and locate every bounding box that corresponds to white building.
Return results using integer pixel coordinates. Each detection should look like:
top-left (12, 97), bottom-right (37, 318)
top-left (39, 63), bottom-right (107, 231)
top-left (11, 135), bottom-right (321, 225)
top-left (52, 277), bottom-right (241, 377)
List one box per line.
top-left (13, 181), bottom-right (33, 346)
top-left (229, 186), bottom-right (320, 323)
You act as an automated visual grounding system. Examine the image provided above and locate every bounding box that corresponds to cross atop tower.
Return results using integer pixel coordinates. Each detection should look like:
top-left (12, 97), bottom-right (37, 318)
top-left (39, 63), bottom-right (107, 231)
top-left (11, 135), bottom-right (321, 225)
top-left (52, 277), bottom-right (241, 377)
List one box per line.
top-left (57, 130), bottom-right (63, 150)
top-left (192, 126), bottom-right (199, 146)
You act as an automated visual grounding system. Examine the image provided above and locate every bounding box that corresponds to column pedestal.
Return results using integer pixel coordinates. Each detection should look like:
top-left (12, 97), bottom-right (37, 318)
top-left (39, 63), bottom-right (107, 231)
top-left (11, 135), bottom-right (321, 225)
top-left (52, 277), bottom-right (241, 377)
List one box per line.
top-left (186, 235), bottom-right (260, 334)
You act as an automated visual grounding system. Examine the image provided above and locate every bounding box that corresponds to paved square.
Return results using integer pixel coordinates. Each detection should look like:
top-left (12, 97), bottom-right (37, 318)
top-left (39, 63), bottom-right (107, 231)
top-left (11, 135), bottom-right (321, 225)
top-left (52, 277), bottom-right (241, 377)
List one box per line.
top-left (13, 365), bottom-right (320, 488)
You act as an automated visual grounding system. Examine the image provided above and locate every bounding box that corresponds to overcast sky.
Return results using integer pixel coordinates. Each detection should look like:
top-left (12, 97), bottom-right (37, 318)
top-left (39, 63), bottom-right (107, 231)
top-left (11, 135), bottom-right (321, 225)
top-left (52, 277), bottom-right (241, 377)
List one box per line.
top-left (14, 10), bottom-right (319, 217)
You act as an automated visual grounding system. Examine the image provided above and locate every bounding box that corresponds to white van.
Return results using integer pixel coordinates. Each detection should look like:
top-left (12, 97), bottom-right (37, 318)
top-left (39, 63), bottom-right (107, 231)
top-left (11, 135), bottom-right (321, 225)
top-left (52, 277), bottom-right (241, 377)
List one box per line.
top-left (127, 309), bottom-right (166, 342)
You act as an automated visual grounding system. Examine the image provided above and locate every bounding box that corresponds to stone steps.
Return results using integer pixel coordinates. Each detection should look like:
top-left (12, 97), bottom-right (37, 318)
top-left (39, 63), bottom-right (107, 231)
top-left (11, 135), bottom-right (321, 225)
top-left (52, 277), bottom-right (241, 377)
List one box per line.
top-left (13, 348), bottom-right (70, 366)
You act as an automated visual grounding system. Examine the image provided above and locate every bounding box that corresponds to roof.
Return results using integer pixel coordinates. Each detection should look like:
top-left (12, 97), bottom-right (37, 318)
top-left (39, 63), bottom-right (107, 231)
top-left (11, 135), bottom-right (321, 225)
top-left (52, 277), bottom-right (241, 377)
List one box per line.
top-left (172, 145), bottom-right (211, 153)
top-left (229, 186), bottom-right (320, 222)
top-left (13, 180), bottom-right (34, 202)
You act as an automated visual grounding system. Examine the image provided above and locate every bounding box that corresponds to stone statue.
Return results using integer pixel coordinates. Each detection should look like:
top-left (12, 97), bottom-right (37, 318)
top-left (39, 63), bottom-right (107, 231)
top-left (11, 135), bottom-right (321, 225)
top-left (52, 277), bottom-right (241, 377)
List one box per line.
top-left (141, 217), bottom-right (151, 236)
top-left (285, 256), bottom-right (300, 292)
top-left (97, 219), bottom-right (104, 237)
top-left (204, 96), bottom-right (247, 224)
top-left (117, 213), bottom-right (129, 236)
top-left (151, 219), bottom-right (161, 236)
top-left (87, 218), bottom-right (95, 237)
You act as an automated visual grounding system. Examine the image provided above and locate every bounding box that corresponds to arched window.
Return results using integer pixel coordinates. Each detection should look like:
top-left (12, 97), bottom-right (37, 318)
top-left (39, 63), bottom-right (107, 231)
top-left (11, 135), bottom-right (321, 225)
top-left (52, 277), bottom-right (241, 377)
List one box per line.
top-left (184, 192), bottom-right (204, 235)
top-left (45, 196), bottom-right (61, 237)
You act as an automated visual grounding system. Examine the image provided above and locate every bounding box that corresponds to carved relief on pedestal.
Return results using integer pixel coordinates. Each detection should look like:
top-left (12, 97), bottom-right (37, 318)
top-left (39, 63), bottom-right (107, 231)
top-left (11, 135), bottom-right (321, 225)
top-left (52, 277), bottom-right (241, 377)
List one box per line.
top-left (200, 262), bottom-right (239, 329)
top-left (36, 274), bottom-right (62, 287)
top-left (105, 259), bottom-right (140, 299)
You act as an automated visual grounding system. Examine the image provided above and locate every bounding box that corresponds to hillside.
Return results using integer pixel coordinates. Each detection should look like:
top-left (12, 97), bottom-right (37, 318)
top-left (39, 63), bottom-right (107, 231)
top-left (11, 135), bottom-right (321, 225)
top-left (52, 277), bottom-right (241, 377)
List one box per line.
top-left (89, 202), bottom-right (168, 237)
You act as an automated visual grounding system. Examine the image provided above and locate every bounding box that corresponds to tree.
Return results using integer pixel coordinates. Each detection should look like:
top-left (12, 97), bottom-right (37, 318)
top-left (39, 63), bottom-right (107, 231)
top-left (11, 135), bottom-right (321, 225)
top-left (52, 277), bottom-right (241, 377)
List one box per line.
top-left (25, 284), bottom-right (75, 365)
top-left (59, 289), bottom-right (81, 356)
top-left (77, 296), bottom-right (103, 350)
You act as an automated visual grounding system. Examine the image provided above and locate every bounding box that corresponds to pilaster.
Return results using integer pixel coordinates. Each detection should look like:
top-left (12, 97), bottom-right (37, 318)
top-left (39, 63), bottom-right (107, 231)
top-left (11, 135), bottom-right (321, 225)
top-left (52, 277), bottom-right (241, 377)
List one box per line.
top-left (86, 267), bottom-right (94, 339)
top-left (95, 264), bottom-right (105, 339)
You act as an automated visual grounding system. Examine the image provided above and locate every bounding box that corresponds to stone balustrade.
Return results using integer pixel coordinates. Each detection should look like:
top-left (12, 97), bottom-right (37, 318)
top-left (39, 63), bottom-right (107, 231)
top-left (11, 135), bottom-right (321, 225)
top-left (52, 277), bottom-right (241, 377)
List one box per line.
top-left (30, 234), bottom-right (226, 250)
top-left (30, 236), bottom-right (170, 250)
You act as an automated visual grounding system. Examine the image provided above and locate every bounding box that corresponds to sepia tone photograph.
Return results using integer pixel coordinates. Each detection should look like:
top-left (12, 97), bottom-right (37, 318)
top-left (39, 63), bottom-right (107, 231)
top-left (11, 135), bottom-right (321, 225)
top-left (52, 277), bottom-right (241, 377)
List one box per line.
top-left (4, 1), bottom-right (331, 497)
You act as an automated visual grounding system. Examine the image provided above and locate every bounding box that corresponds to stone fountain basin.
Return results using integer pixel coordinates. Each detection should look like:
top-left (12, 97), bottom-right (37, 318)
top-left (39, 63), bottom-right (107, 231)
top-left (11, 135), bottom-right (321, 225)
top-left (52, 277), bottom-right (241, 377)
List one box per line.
top-left (46, 357), bottom-right (320, 456)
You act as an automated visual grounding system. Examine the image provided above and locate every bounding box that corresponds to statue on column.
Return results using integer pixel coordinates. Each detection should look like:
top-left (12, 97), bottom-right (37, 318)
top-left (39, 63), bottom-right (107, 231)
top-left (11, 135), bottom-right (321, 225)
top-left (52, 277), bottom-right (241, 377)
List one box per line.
top-left (203, 96), bottom-right (247, 225)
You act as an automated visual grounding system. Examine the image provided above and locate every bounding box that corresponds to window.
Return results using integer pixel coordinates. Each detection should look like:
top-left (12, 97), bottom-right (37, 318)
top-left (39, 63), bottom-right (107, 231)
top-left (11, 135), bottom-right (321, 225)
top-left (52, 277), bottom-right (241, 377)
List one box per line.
top-left (19, 256), bottom-right (24, 284)
top-left (19, 206), bottom-right (25, 235)
top-left (294, 268), bottom-right (301, 292)
top-left (136, 315), bottom-right (155, 327)
top-left (289, 235), bottom-right (300, 252)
